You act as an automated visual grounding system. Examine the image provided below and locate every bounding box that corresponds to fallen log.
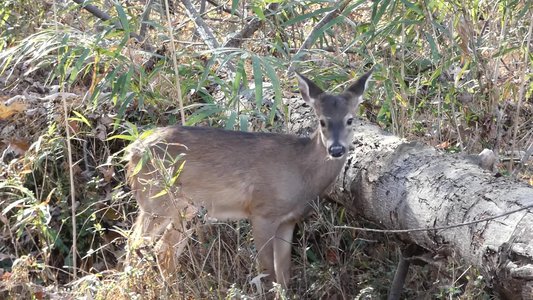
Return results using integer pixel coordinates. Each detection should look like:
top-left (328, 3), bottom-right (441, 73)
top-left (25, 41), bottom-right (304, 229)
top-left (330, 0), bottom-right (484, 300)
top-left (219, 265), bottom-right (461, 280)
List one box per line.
top-left (289, 100), bottom-right (533, 299)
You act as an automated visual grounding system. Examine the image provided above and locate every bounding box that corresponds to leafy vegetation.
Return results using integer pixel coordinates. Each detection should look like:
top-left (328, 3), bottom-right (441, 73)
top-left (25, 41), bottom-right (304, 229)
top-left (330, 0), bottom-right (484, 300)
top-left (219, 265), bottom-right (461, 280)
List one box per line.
top-left (0, 0), bottom-right (531, 298)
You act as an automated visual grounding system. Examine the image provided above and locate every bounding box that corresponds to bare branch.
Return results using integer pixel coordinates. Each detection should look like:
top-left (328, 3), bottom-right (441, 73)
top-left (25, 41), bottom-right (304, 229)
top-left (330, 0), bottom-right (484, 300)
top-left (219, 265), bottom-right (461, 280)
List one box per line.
top-left (139, 0), bottom-right (156, 40)
top-left (70, 0), bottom-right (154, 52)
top-left (71, 0), bottom-right (113, 21)
top-left (293, 0), bottom-right (353, 62)
top-left (206, 0), bottom-right (242, 17)
top-left (181, 0), bottom-right (220, 49)
top-left (223, 3), bottom-right (279, 48)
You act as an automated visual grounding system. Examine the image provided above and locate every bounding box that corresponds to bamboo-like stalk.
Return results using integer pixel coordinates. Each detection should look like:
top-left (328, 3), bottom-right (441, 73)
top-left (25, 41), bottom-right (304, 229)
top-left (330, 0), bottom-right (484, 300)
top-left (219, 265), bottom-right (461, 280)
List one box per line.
top-left (164, 0), bottom-right (186, 125)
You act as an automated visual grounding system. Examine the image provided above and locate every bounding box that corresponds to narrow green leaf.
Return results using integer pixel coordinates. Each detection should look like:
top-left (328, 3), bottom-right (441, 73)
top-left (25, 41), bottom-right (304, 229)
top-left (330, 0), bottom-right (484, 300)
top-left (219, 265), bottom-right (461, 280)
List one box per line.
top-left (107, 134), bottom-right (137, 141)
top-left (399, 0), bottom-right (423, 15)
top-left (169, 161), bottom-right (186, 186)
top-left (69, 48), bottom-right (91, 84)
top-left (282, 7), bottom-right (334, 27)
top-left (239, 114), bottom-right (249, 132)
top-left (185, 105), bottom-right (223, 126)
top-left (300, 16), bottom-right (344, 55)
top-left (151, 189), bottom-right (168, 199)
top-left (114, 2), bottom-right (130, 33)
top-left (424, 33), bottom-right (441, 62)
top-left (252, 55), bottom-right (263, 107)
top-left (70, 111), bottom-right (92, 128)
top-left (252, 4), bottom-right (265, 20)
top-left (372, 0), bottom-right (392, 25)
top-left (131, 151), bottom-right (149, 176)
top-left (231, 0), bottom-right (239, 15)
top-left (225, 111), bottom-right (237, 130)
top-left (261, 59), bottom-right (281, 124)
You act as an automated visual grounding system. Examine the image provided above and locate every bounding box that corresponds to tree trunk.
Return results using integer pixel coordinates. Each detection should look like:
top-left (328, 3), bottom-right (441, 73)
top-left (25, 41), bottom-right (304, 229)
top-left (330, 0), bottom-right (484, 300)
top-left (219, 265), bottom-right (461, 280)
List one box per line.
top-left (289, 101), bottom-right (533, 299)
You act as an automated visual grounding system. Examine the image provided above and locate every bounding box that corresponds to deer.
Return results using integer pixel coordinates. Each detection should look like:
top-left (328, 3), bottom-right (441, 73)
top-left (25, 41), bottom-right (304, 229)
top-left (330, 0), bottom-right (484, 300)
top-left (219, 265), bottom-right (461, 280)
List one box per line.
top-left (125, 69), bottom-right (372, 289)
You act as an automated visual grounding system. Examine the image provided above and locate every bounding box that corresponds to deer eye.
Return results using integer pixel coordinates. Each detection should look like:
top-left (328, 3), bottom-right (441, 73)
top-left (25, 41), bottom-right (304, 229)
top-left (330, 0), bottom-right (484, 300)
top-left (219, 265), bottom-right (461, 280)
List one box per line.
top-left (320, 119), bottom-right (326, 127)
top-left (346, 118), bottom-right (354, 125)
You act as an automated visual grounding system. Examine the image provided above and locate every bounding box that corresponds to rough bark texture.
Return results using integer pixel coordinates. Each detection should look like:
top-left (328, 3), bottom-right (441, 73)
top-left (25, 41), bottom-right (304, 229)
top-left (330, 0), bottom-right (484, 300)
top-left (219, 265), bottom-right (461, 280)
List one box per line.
top-left (288, 99), bottom-right (533, 299)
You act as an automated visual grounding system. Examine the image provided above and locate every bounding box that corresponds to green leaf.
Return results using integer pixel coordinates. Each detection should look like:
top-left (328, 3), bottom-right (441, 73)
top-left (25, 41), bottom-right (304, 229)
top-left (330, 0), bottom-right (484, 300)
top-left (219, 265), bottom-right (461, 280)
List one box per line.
top-left (107, 134), bottom-right (137, 141)
top-left (295, 16), bottom-right (344, 60)
top-left (169, 160), bottom-right (186, 186)
top-left (225, 111), bottom-right (237, 130)
top-left (399, 0), bottom-right (423, 15)
top-left (252, 4), bottom-right (265, 20)
top-left (239, 114), bottom-right (249, 132)
top-left (151, 189), bottom-right (168, 199)
top-left (252, 55), bottom-right (263, 107)
top-left (69, 48), bottom-right (90, 84)
top-left (114, 2), bottom-right (130, 33)
top-left (131, 151), bottom-right (150, 176)
top-left (282, 7), bottom-right (334, 27)
top-left (231, 0), bottom-right (239, 15)
top-left (372, 0), bottom-right (392, 25)
top-left (185, 104), bottom-right (223, 125)
top-left (424, 33), bottom-right (441, 62)
top-left (70, 110), bottom-right (92, 128)
top-left (261, 58), bottom-right (281, 124)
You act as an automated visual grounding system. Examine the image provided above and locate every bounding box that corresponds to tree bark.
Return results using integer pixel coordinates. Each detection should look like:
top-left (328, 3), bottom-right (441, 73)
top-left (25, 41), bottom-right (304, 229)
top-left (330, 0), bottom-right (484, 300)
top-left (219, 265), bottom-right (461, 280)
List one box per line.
top-left (288, 101), bottom-right (533, 299)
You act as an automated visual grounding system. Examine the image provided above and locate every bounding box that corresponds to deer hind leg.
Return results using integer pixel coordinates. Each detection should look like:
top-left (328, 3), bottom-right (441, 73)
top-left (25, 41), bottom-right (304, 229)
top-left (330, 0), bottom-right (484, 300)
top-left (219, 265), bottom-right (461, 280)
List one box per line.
top-left (251, 216), bottom-right (278, 285)
top-left (273, 221), bottom-right (296, 289)
top-left (129, 206), bottom-right (196, 280)
top-left (128, 210), bottom-right (171, 261)
top-left (153, 219), bottom-right (188, 279)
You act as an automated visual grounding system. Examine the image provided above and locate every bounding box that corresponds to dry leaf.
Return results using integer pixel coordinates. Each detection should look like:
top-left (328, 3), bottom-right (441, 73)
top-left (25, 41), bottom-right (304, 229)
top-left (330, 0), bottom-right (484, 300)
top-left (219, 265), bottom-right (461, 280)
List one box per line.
top-left (95, 123), bottom-right (107, 141)
top-left (326, 248), bottom-right (339, 265)
top-left (435, 141), bottom-right (450, 149)
top-left (0, 101), bottom-right (27, 120)
top-left (1, 271), bottom-right (11, 281)
top-left (63, 162), bottom-right (83, 176)
top-left (33, 290), bottom-right (44, 300)
top-left (7, 139), bottom-right (30, 156)
top-left (101, 166), bottom-right (115, 183)
top-left (68, 120), bottom-right (80, 135)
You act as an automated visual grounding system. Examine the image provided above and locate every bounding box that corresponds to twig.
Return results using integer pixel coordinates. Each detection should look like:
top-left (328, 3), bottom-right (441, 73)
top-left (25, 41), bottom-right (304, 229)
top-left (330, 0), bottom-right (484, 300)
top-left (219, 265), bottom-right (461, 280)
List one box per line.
top-left (510, 10), bottom-right (533, 171)
top-left (164, 0), bottom-right (186, 125)
top-left (199, 0), bottom-right (207, 15)
top-left (139, 0), bottom-right (156, 41)
top-left (292, 0), bottom-right (353, 64)
top-left (387, 250), bottom-right (410, 300)
top-left (54, 0), bottom-right (78, 281)
top-left (62, 95), bottom-right (78, 279)
top-left (513, 140), bottom-right (533, 176)
top-left (181, 0), bottom-right (220, 49)
top-left (223, 3), bottom-right (279, 48)
top-left (71, 0), bottom-right (112, 22)
top-left (287, 46), bottom-right (359, 54)
top-left (335, 201), bottom-right (533, 233)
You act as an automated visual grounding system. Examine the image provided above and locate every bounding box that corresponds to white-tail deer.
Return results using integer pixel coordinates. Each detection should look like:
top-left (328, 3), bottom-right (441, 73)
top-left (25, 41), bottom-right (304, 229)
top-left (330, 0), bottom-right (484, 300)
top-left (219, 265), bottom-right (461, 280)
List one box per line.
top-left (126, 70), bottom-right (372, 289)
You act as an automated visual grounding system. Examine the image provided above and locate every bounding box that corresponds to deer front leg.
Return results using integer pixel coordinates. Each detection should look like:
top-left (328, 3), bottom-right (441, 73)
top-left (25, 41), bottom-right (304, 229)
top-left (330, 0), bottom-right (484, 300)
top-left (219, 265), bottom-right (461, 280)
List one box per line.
top-left (251, 216), bottom-right (278, 284)
top-left (273, 221), bottom-right (295, 289)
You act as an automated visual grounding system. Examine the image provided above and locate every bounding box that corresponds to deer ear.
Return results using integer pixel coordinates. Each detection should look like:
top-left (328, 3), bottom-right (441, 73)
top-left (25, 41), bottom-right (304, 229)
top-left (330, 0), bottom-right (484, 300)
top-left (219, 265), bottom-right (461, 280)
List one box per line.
top-left (296, 72), bottom-right (324, 105)
top-left (343, 69), bottom-right (373, 105)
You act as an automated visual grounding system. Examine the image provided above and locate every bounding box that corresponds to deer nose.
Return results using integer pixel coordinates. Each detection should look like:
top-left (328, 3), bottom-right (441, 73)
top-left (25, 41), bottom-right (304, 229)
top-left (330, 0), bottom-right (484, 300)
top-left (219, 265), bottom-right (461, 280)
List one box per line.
top-left (328, 145), bottom-right (345, 158)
